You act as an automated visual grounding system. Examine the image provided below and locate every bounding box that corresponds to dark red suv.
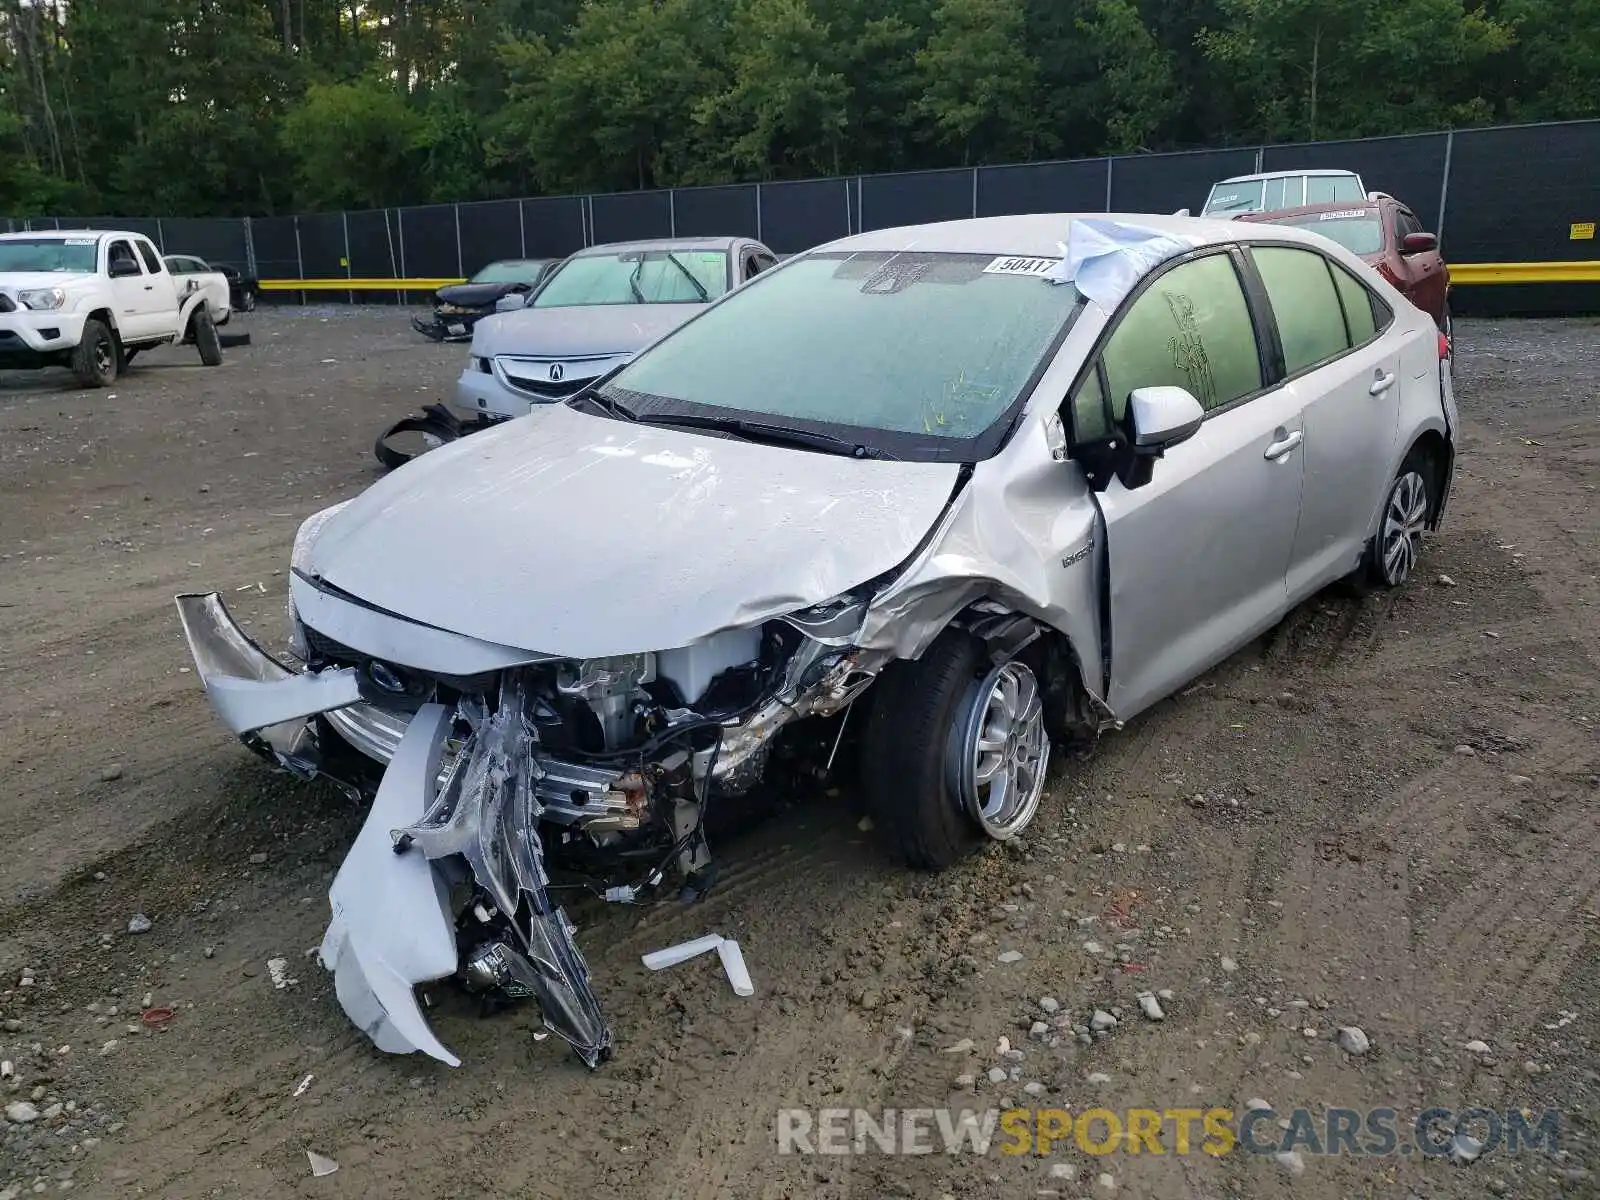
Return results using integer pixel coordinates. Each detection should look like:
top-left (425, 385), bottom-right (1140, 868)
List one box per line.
top-left (1239, 195), bottom-right (1452, 338)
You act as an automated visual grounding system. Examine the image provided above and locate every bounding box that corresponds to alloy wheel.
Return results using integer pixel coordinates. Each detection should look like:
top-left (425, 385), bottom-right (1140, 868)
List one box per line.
top-left (93, 337), bottom-right (112, 376)
top-left (946, 660), bottom-right (1049, 840)
top-left (1381, 470), bottom-right (1430, 586)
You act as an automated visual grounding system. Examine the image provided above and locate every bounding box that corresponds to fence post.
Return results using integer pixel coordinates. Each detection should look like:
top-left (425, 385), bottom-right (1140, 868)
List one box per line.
top-left (155, 219), bottom-right (165, 252)
top-left (755, 182), bottom-right (763, 242)
top-left (244, 217), bottom-right (257, 277)
top-left (1104, 158), bottom-right (1113, 211)
top-left (293, 216), bottom-right (305, 306)
top-left (669, 189), bottom-right (677, 237)
top-left (343, 210), bottom-right (353, 306)
top-left (1254, 145), bottom-right (1265, 174)
top-left (1436, 130), bottom-right (1455, 249)
top-left (398, 207), bottom-right (408, 301)
top-left (971, 166), bottom-right (979, 217)
top-left (518, 201), bottom-right (526, 258)
top-left (454, 204), bottom-right (464, 276)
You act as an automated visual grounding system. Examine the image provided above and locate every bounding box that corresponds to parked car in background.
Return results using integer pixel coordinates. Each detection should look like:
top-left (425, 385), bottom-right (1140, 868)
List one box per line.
top-left (163, 254), bottom-right (235, 324)
top-left (373, 237), bottom-right (779, 468)
top-left (1238, 194), bottom-right (1452, 336)
top-left (0, 230), bottom-right (226, 386)
top-left (217, 263), bottom-right (258, 313)
top-left (411, 257), bottom-right (561, 342)
top-left (1199, 169), bottom-right (1367, 216)
top-left (180, 212), bottom-right (1456, 1071)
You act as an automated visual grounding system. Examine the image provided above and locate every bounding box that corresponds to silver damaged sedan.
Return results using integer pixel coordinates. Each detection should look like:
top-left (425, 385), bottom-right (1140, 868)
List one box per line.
top-left (175, 213), bottom-right (1457, 1068)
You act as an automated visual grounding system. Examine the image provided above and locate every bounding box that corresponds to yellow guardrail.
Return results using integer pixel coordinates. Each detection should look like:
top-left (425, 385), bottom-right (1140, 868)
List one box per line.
top-left (254, 262), bottom-right (1600, 293)
top-left (1447, 261), bottom-right (1600, 285)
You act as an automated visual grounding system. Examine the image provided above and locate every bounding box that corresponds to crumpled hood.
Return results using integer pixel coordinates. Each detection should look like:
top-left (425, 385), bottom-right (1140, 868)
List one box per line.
top-left (469, 303), bottom-right (705, 359)
top-left (308, 404), bottom-right (960, 658)
top-left (435, 281), bottom-right (526, 308)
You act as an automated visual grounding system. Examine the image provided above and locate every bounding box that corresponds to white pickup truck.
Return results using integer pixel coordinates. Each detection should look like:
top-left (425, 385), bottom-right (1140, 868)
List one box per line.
top-left (0, 229), bottom-right (226, 387)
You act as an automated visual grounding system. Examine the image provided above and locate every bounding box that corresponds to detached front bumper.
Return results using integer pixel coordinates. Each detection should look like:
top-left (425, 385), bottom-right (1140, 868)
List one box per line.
top-left (175, 592), bottom-right (463, 1064)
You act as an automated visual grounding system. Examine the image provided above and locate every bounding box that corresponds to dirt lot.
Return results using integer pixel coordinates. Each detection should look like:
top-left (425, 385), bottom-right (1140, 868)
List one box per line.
top-left (1, 309), bottom-right (1597, 1199)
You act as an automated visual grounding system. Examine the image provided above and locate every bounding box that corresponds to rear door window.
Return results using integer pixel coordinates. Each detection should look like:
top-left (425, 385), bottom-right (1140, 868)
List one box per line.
top-left (1328, 259), bottom-right (1387, 344)
top-left (1252, 246), bottom-right (1352, 374)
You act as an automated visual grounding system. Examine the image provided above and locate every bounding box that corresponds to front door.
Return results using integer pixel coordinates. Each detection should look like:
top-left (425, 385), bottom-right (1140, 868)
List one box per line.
top-left (105, 239), bottom-right (153, 339)
top-left (1068, 249), bottom-right (1305, 721)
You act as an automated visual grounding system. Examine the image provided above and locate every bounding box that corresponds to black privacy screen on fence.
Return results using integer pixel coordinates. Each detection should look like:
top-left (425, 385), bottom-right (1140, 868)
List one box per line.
top-left (10, 118), bottom-right (1595, 314)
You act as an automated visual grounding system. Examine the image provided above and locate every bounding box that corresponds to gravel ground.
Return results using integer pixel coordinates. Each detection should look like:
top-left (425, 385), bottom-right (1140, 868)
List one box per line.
top-left (0, 310), bottom-right (1597, 1198)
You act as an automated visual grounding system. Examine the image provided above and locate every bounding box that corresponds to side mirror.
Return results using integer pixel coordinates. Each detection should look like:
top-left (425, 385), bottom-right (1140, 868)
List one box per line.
top-left (108, 258), bottom-right (141, 278)
top-left (1108, 386), bottom-right (1204, 491)
top-left (1128, 386), bottom-right (1204, 452)
top-left (1401, 231), bottom-right (1437, 255)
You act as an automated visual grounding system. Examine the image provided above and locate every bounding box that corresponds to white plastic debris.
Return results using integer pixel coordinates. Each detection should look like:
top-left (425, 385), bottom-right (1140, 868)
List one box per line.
top-left (641, 933), bottom-right (754, 998)
top-left (717, 939), bottom-right (755, 997)
top-left (641, 934), bottom-right (724, 972)
top-left (307, 1150), bottom-right (338, 1177)
top-left (293, 1073), bottom-right (315, 1098)
top-left (267, 957), bottom-right (299, 990)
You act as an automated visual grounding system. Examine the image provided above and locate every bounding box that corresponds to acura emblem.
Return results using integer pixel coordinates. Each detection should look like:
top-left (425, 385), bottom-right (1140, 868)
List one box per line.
top-left (548, 363), bottom-right (564, 381)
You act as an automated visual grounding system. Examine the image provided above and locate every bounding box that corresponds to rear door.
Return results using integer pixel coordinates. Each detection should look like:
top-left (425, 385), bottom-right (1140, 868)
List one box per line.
top-left (1247, 244), bottom-right (1406, 599)
top-left (1066, 248), bottom-right (1305, 720)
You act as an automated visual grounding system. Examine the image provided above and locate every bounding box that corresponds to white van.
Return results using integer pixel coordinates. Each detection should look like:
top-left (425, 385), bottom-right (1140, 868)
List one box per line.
top-left (1200, 169), bottom-right (1367, 216)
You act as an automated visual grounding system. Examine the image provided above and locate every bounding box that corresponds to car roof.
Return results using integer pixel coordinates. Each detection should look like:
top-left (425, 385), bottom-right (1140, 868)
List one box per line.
top-left (0, 229), bottom-right (146, 241)
top-left (813, 212), bottom-right (1297, 259)
top-left (1215, 169), bottom-right (1361, 185)
top-left (1236, 200), bottom-right (1382, 222)
top-left (575, 236), bottom-right (753, 256)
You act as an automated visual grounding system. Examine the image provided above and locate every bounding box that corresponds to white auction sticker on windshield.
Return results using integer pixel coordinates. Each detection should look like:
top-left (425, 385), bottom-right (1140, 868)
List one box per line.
top-left (984, 255), bottom-right (1061, 277)
top-left (1319, 209), bottom-right (1372, 221)
top-left (63, 237), bottom-right (97, 245)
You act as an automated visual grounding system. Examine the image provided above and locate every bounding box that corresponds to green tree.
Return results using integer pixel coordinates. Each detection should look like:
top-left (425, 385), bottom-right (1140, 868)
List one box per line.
top-left (280, 77), bottom-right (425, 210)
top-left (692, 0), bottom-right (849, 180)
top-left (913, 0), bottom-right (1049, 165)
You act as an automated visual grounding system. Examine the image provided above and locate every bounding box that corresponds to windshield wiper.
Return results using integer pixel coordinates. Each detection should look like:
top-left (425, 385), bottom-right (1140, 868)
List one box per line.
top-left (575, 391), bottom-right (640, 421)
top-left (638, 412), bottom-right (899, 460)
top-left (662, 252), bottom-right (710, 302)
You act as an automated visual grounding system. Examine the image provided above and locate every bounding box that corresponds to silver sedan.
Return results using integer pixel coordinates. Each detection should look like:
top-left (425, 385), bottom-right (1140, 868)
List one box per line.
top-left (175, 212), bottom-right (1456, 1068)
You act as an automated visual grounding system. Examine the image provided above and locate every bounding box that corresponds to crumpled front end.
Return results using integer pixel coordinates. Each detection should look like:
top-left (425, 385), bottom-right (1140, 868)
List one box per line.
top-left (173, 578), bottom-right (893, 1069)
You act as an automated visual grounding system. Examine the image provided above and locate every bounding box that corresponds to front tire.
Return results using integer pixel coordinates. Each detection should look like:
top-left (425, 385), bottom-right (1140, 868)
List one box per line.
top-left (70, 319), bottom-right (118, 387)
top-left (860, 632), bottom-right (1050, 870)
top-left (1365, 449), bottom-right (1438, 589)
top-left (192, 308), bottom-right (223, 366)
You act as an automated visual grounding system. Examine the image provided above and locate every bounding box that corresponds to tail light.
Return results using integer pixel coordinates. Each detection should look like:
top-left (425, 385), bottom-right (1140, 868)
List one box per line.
top-left (1438, 332), bottom-right (1450, 360)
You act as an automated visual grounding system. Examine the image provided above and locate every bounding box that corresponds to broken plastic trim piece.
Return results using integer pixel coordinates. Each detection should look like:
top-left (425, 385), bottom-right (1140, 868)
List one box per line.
top-left (641, 933), bottom-right (756, 997)
top-left (394, 680), bottom-right (613, 1068)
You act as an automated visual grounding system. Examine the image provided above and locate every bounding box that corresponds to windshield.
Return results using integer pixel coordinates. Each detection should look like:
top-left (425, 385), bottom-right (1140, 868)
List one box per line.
top-left (0, 237), bottom-right (97, 273)
top-left (472, 260), bottom-right (547, 284)
top-left (1204, 181), bottom-right (1265, 214)
top-left (592, 251), bottom-right (1082, 461)
top-left (532, 249), bottom-right (729, 307)
top-left (1271, 209), bottom-right (1385, 256)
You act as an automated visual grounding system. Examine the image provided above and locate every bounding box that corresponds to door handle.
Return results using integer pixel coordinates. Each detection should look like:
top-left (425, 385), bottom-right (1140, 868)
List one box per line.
top-left (1369, 371), bottom-right (1396, 395)
top-left (1264, 430), bottom-right (1303, 460)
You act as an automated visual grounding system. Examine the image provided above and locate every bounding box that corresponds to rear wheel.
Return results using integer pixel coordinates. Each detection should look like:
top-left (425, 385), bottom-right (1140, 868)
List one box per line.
top-left (70, 319), bottom-right (117, 387)
top-left (192, 308), bottom-right (223, 366)
top-left (860, 631), bottom-right (1050, 870)
top-left (1364, 448), bottom-right (1438, 589)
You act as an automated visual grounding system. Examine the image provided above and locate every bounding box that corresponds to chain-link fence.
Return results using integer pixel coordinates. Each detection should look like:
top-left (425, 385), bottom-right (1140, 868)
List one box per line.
top-left (7, 118), bottom-right (1598, 315)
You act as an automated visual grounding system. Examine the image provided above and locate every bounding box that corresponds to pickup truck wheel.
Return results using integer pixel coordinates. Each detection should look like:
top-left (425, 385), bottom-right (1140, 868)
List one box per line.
top-left (192, 308), bottom-right (223, 366)
top-left (860, 631), bottom-right (1049, 870)
top-left (71, 319), bottom-right (118, 387)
